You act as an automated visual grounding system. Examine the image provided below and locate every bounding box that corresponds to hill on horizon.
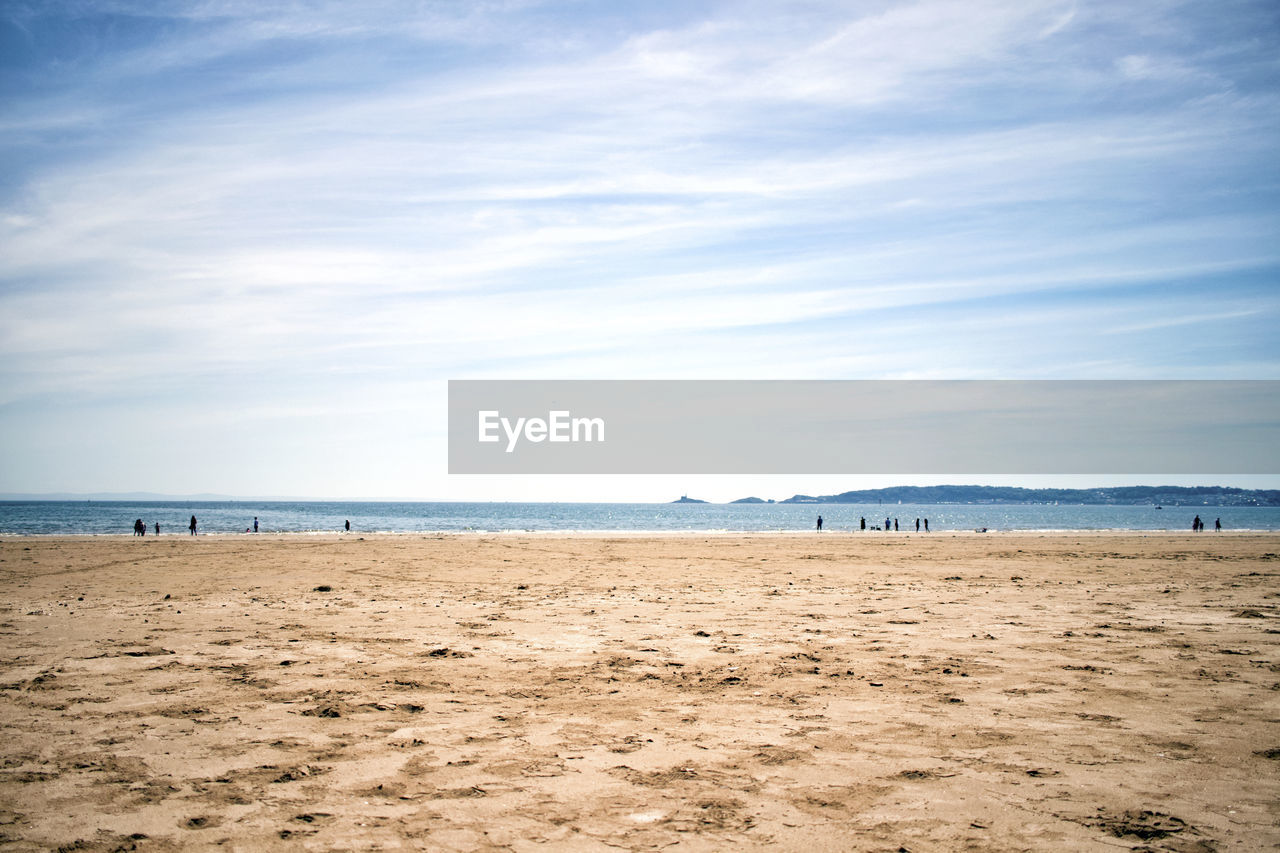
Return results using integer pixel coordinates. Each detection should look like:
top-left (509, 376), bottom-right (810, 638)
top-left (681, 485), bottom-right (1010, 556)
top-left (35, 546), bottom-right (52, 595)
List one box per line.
top-left (777, 485), bottom-right (1280, 507)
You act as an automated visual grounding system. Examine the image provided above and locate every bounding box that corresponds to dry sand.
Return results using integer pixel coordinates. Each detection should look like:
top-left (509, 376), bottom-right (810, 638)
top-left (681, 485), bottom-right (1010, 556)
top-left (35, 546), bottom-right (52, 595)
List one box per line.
top-left (0, 532), bottom-right (1277, 851)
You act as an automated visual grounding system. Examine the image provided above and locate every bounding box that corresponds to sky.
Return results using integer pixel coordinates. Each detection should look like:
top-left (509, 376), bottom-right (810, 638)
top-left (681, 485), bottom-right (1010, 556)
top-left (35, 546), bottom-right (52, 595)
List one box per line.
top-left (1, 0), bottom-right (1278, 501)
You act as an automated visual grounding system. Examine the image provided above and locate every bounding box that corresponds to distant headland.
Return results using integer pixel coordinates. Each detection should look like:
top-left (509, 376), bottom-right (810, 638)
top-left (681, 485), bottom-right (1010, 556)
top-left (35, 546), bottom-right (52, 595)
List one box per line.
top-left (772, 485), bottom-right (1279, 506)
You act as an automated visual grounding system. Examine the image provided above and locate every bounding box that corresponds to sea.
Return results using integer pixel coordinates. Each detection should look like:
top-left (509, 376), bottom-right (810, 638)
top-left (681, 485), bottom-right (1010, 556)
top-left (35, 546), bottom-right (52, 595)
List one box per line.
top-left (1, 501), bottom-right (1278, 535)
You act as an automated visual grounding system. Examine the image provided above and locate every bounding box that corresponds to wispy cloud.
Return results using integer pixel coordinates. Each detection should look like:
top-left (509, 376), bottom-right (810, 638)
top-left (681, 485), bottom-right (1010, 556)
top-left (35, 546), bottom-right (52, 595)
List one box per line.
top-left (1, 0), bottom-right (1277, 494)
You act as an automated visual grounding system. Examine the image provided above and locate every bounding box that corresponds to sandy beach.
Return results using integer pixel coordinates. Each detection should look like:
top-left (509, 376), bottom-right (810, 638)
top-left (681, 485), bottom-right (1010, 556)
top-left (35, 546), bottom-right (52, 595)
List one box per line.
top-left (0, 532), bottom-right (1277, 851)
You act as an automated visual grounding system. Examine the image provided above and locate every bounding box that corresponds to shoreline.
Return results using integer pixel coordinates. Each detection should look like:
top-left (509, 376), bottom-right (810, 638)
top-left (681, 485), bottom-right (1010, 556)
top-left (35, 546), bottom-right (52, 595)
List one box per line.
top-left (2, 527), bottom-right (1276, 538)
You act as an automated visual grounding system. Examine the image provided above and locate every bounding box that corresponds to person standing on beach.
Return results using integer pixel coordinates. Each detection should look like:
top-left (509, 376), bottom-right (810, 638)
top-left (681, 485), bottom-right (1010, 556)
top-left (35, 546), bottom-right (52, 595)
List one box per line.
top-left (816, 515), bottom-right (823, 531)
top-left (154, 521), bottom-right (159, 535)
top-left (1193, 515), bottom-right (1201, 532)
top-left (860, 517), bottom-right (865, 530)
top-left (915, 518), bottom-right (920, 532)
top-left (189, 515), bottom-right (197, 536)
top-left (894, 518), bottom-right (899, 531)
top-left (132, 519), bottom-right (142, 536)
top-left (924, 518), bottom-right (929, 532)
top-left (1215, 517), bottom-right (1221, 531)
top-left (885, 517), bottom-right (890, 531)
top-left (344, 519), bottom-right (350, 533)
top-left (253, 516), bottom-right (259, 533)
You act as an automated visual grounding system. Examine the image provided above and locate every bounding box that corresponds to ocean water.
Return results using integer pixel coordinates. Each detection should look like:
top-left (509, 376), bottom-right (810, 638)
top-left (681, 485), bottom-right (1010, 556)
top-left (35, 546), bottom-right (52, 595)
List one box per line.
top-left (1, 500), bottom-right (1277, 535)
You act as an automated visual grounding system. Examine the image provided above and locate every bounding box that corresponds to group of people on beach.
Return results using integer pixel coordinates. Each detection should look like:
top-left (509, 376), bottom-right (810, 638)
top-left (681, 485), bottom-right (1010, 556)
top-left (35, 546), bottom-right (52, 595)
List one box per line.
top-left (131, 516), bottom-right (199, 535)
top-left (130, 516), bottom-right (353, 535)
top-left (819, 512), bottom-right (1228, 532)
top-left (817, 516), bottom-right (929, 532)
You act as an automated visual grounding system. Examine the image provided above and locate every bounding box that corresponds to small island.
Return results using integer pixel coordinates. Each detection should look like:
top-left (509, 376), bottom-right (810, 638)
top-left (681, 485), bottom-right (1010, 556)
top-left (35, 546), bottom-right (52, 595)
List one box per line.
top-left (671, 495), bottom-right (708, 504)
top-left (730, 496), bottom-right (773, 504)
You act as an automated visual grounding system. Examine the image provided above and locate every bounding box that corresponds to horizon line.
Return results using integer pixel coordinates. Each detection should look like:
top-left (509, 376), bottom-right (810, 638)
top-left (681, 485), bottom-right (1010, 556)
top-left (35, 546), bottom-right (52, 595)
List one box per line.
top-left (3, 483), bottom-right (1277, 505)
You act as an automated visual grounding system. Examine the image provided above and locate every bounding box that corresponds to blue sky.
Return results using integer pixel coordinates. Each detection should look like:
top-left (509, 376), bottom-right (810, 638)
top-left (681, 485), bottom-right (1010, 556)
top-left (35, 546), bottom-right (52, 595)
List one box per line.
top-left (1, 0), bottom-right (1278, 500)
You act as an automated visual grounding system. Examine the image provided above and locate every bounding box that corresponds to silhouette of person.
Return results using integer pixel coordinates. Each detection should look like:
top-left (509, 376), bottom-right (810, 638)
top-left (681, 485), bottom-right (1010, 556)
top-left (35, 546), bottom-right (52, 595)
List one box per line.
top-left (885, 517), bottom-right (890, 531)
top-left (133, 519), bottom-right (143, 536)
top-left (344, 519), bottom-right (350, 533)
top-left (1215, 517), bottom-right (1221, 532)
top-left (253, 516), bottom-right (259, 533)
top-left (915, 518), bottom-right (920, 532)
top-left (816, 515), bottom-right (823, 531)
top-left (1192, 515), bottom-right (1201, 532)
top-left (154, 521), bottom-right (159, 535)
top-left (924, 518), bottom-right (929, 532)
top-left (189, 515), bottom-right (197, 536)
top-left (894, 518), bottom-right (898, 531)
top-left (860, 517), bottom-right (866, 530)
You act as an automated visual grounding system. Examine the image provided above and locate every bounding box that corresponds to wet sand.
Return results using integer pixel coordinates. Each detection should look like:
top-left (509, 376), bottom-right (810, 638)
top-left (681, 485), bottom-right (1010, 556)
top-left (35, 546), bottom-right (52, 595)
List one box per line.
top-left (0, 532), bottom-right (1277, 851)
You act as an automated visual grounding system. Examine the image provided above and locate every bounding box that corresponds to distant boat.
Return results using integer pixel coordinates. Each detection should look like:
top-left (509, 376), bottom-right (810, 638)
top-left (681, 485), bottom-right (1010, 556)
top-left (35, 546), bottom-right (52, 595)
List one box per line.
top-left (1156, 506), bottom-right (1162, 510)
